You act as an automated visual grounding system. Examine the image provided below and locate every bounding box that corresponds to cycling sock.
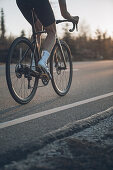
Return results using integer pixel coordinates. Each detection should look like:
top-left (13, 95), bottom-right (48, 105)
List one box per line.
top-left (38, 50), bottom-right (51, 79)
top-left (41, 50), bottom-right (50, 63)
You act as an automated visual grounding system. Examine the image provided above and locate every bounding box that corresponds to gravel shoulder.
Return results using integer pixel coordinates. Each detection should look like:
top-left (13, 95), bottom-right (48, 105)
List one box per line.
top-left (1, 107), bottom-right (113, 170)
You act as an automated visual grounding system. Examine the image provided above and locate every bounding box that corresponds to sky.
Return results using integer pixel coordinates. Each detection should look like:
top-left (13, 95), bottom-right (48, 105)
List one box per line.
top-left (0, 0), bottom-right (113, 37)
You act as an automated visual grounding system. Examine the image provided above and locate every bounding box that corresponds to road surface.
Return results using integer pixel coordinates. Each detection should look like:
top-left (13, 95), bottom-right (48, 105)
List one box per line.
top-left (0, 60), bottom-right (113, 156)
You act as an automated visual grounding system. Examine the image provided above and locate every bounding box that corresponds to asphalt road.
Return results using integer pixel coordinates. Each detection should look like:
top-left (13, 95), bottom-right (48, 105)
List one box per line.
top-left (0, 60), bottom-right (113, 156)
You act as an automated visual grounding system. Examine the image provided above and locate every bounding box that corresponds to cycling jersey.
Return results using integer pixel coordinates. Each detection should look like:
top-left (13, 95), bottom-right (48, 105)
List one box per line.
top-left (16, 0), bottom-right (55, 27)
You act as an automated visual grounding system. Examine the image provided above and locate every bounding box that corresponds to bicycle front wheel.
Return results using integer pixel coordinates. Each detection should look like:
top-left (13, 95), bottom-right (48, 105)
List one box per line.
top-left (6, 37), bottom-right (38, 104)
top-left (50, 40), bottom-right (73, 96)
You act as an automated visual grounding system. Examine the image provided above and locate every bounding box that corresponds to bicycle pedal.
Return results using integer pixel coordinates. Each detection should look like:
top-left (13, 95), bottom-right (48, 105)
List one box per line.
top-left (41, 73), bottom-right (49, 86)
top-left (38, 65), bottom-right (52, 80)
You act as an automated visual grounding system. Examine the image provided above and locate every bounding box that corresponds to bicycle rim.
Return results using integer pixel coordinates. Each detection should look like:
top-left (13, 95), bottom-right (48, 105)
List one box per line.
top-left (50, 41), bottom-right (73, 96)
top-left (6, 37), bottom-right (38, 104)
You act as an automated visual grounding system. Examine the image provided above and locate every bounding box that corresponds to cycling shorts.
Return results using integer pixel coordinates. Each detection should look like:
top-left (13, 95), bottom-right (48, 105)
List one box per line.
top-left (16, 0), bottom-right (55, 27)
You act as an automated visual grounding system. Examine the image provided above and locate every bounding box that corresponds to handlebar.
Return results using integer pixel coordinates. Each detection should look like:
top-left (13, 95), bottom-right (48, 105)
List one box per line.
top-left (56, 18), bottom-right (79, 32)
top-left (34, 18), bottom-right (79, 35)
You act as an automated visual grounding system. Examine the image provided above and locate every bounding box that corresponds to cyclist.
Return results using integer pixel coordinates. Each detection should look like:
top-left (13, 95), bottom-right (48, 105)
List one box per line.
top-left (16, 0), bottom-right (79, 77)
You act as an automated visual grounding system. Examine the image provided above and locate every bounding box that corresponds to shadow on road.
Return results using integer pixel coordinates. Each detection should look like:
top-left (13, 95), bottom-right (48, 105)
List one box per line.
top-left (0, 95), bottom-right (61, 122)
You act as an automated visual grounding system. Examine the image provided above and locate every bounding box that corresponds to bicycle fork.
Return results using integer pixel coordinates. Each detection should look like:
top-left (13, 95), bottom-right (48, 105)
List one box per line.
top-left (56, 38), bottom-right (67, 69)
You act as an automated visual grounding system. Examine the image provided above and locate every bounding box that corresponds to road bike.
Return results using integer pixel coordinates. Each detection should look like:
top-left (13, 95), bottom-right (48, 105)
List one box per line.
top-left (6, 9), bottom-right (79, 104)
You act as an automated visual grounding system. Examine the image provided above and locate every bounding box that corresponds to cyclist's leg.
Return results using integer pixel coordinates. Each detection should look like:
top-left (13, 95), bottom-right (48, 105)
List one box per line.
top-left (43, 22), bottom-right (56, 53)
top-left (34, 0), bottom-right (56, 52)
top-left (34, 0), bottom-right (56, 77)
top-left (35, 21), bottom-right (56, 57)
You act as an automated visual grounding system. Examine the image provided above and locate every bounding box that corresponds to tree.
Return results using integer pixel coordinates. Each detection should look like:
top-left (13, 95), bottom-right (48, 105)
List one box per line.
top-left (63, 23), bottom-right (71, 43)
top-left (78, 20), bottom-right (91, 38)
top-left (0, 8), bottom-right (6, 39)
top-left (20, 30), bottom-right (26, 37)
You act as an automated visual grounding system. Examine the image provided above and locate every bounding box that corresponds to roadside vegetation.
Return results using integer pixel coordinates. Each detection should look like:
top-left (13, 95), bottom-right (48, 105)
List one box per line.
top-left (0, 8), bottom-right (113, 63)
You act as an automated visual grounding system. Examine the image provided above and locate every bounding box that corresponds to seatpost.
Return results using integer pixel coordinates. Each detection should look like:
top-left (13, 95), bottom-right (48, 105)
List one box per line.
top-left (31, 8), bottom-right (36, 39)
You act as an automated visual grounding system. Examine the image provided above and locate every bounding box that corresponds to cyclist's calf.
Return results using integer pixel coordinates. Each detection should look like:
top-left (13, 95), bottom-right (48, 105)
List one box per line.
top-left (43, 22), bottom-right (56, 53)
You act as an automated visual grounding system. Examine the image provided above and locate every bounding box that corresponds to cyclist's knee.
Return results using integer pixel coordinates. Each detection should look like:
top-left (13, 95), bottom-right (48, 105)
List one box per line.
top-left (45, 22), bottom-right (56, 38)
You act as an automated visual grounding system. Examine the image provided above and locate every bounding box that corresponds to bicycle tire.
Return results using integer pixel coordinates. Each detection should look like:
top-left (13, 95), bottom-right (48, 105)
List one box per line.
top-left (6, 37), bottom-right (38, 104)
top-left (50, 40), bottom-right (73, 96)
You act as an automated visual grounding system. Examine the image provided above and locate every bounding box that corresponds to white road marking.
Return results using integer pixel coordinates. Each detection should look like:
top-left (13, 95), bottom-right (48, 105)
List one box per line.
top-left (0, 92), bottom-right (113, 129)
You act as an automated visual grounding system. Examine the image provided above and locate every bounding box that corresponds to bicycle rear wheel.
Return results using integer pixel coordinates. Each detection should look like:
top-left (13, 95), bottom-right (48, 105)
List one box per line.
top-left (50, 40), bottom-right (73, 96)
top-left (6, 37), bottom-right (38, 104)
